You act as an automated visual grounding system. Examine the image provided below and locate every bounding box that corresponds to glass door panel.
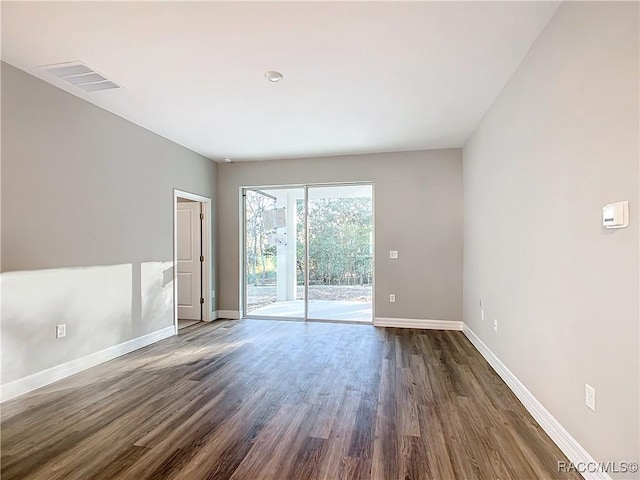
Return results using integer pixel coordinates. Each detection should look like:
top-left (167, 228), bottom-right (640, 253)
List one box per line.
top-left (306, 185), bottom-right (373, 322)
top-left (243, 187), bottom-right (305, 319)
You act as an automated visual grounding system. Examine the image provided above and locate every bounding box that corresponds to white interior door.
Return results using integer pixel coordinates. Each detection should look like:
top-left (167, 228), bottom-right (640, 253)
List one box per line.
top-left (177, 201), bottom-right (202, 320)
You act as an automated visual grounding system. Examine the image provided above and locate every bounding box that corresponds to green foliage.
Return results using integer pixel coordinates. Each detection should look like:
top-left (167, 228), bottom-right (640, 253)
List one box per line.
top-left (246, 191), bottom-right (372, 287)
top-left (244, 190), bottom-right (277, 285)
top-left (297, 197), bottom-right (372, 286)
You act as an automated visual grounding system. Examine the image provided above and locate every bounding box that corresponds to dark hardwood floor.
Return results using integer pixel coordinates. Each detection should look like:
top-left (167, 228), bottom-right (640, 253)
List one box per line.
top-left (1, 319), bottom-right (581, 480)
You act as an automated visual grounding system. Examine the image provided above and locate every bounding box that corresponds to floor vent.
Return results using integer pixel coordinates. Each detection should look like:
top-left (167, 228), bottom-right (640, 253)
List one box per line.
top-left (39, 61), bottom-right (120, 92)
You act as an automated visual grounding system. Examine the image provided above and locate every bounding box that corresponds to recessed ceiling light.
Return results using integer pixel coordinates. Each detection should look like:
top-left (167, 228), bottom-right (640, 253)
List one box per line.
top-left (264, 71), bottom-right (284, 83)
top-left (224, 158), bottom-right (232, 163)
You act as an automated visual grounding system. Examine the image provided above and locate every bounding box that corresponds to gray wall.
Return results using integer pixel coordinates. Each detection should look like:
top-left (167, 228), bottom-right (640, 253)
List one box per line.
top-left (217, 149), bottom-right (463, 321)
top-left (463, 1), bottom-right (639, 469)
top-left (1, 63), bottom-right (218, 384)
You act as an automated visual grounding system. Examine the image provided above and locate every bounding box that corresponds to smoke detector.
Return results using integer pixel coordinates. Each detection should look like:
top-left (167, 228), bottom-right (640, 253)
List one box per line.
top-left (39, 61), bottom-right (120, 92)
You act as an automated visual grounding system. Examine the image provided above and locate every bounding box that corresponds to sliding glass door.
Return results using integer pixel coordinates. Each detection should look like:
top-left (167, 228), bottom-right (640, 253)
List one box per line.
top-left (243, 187), bottom-right (305, 319)
top-left (306, 185), bottom-right (373, 322)
top-left (243, 183), bottom-right (373, 323)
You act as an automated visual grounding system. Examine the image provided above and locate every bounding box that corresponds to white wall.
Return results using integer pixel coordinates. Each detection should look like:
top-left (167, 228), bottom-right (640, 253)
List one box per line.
top-left (217, 149), bottom-right (463, 322)
top-left (1, 63), bottom-right (218, 386)
top-left (463, 1), bottom-right (639, 470)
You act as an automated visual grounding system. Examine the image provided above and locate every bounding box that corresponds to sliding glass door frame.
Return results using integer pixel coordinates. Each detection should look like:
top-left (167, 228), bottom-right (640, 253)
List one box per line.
top-left (241, 181), bottom-right (375, 323)
top-left (241, 184), bottom-right (307, 321)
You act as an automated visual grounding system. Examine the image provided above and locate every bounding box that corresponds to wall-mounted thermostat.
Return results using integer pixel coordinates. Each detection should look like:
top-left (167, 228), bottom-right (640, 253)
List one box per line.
top-left (602, 201), bottom-right (629, 229)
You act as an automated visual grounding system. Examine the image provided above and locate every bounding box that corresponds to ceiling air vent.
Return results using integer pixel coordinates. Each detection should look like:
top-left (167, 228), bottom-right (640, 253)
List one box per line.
top-left (39, 61), bottom-right (120, 92)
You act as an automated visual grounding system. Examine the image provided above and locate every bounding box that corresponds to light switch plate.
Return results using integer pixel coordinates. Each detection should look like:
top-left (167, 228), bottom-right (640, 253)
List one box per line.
top-left (389, 250), bottom-right (398, 259)
top-left (585, 384), bottom-right (596, 411)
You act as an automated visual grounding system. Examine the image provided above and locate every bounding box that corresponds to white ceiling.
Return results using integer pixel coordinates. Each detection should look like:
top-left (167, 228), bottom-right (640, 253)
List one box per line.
top-left (1, 1), bottom-right (560, 162)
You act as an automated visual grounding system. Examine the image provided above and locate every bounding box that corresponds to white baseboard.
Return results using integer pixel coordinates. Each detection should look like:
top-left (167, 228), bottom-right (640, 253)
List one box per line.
top-left (216, 310), bottom-right (241, 320)
top-left (462, 324), bottom-right (610, 480)
top-left (374, 317), bottom-right (463, 330)
top-left (1, 325), bottom-right (175, 403)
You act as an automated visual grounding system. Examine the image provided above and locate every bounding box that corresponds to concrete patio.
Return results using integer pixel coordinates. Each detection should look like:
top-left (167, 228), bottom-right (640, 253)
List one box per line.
top-left (246, 299), bottom-right (372, 323)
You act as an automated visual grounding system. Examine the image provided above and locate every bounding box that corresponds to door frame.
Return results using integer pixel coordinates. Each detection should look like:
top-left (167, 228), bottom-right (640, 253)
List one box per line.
top-left (173, 189), bottom-right (213, 334)
top-left (240, 181), bottom-right (375, 323)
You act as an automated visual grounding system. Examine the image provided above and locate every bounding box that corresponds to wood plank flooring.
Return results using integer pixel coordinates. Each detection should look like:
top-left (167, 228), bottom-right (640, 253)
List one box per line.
top-left (1, 320), bottom-right (582, 480)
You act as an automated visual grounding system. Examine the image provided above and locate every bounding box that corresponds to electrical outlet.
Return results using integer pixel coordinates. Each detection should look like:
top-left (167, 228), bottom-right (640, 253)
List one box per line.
top-left (585, 384), bottom-right (596, 411)
top-left (389, 294), bottom-right (396, 303)
top-left (481, 309), bottom-right (485, 321)
top-left (56, 324), bottom-right (66, 338)
top-left (493, 319), bottom-right (498, 332)
top-left (389, 250), bottom-right (398, 259)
